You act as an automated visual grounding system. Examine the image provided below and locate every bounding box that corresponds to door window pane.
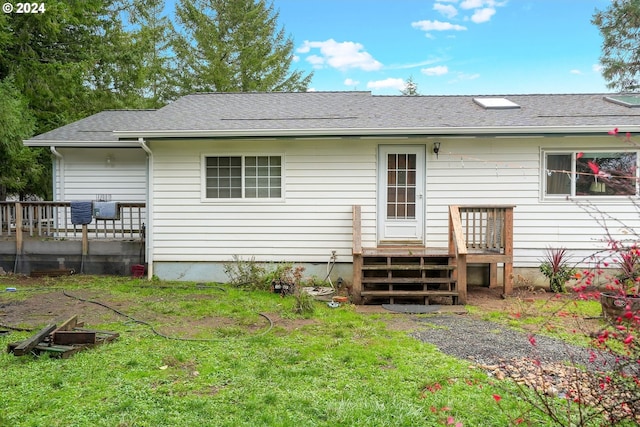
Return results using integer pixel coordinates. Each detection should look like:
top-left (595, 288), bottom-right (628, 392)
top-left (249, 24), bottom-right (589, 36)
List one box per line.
top-left (386, 153), bottom-right (417, 219)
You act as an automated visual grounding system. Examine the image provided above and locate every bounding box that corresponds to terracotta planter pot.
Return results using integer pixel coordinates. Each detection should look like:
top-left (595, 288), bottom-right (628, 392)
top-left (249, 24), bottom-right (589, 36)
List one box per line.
top-left (600, 292), bottom-right (640, 324)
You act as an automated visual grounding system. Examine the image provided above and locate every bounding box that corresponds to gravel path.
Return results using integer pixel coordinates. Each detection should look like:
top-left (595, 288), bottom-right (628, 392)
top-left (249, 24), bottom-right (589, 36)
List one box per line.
top-left (411, 314), bottom-right (601, 368)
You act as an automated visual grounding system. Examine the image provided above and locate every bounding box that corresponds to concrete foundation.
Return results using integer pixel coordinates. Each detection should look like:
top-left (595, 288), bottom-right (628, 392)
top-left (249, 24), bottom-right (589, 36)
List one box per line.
top-left (153, 261), bottom-right (354, 284)
top-left (0, 239), bottom-right (145, 276)
top-left (153, 261), bottom-right (495, 285)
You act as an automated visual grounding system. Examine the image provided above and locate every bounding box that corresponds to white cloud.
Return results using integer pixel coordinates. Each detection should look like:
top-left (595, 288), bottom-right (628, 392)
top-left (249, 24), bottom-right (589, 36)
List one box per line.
top-left (298, 39), bottom-right (383, 71)
top-left (470, 7), bottom-right (496, 23)
top-left (434, 3), bottom-right (458, 19)
top-left (570, 69), bottom-right (582, 75)
top-left (460, 0), bottom-right (485, 9)
top-left (344, 78), bottom-right (360, 87)
top-left (422, 65), bottom-right (449, 76)
top-left (592, 64), bottom-right (603, 73)
top-left (386, 58), bottom-right (443, 70)
top-left (411, 20), bottom-right (467, 32)
top-left (457, 0), bottom-right (505, 23)
top-left (305, 54), bottom-right (325, 68)
top-left (460, 0), bottom-right (504, 9)
top-left (367, 78), bottom-right (406, 91)
top-left (456, 72), bottom-right (480, 81)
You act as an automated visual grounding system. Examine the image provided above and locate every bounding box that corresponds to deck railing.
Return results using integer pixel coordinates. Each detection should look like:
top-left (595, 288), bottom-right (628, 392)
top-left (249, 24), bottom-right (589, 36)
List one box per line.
top-left (0, 201), bottom-right (146, 241)
top-left (449, 205), bottom-right (514, 296)
top-left (456, 205), bottom-right (512, 252)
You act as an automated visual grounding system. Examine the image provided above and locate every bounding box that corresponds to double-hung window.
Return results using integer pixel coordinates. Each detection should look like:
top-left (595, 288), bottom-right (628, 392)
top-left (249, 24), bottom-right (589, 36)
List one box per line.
top-left (205, 155), bottom-right (282, 199)
top-left (544, 150), bottom-right (638, 198)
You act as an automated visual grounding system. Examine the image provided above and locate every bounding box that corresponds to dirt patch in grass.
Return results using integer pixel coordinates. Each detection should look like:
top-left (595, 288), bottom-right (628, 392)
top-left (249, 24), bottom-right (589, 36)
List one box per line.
top-left (0, 276), bottom-right (319, 337)
top-left (0, 275), bottom-right (601, 339)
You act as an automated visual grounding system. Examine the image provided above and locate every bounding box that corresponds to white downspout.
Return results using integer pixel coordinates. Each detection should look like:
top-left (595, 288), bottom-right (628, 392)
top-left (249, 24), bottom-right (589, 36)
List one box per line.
top-left (50, 146), bottom-right (64, 200)
top-left (138, 138), bottom-right (154, 280)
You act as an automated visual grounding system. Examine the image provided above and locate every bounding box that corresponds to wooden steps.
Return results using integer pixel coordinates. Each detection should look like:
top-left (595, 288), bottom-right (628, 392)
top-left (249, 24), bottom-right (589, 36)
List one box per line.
top-left (359, 249), bottom-right (458, 305)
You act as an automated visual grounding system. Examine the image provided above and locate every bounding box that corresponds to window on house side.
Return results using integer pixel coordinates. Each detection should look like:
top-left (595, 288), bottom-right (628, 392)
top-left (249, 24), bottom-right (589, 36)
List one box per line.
top-left (544, 151), bottom-right (638, 198)
top-left (205, 156), bottom-right (282, 199)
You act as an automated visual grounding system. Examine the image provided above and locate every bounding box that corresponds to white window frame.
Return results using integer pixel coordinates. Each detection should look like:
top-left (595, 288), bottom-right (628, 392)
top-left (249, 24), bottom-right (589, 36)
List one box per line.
top-left (201, 154), bottom-right (285, 202)
top-left (542, 149), bottom-right (639, 200)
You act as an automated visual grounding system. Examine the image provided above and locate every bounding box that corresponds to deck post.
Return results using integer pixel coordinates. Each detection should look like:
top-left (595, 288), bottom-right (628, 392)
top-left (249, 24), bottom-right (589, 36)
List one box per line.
top-left (15, 202), bottom-right (23, 273)
top-left (457, 254), bottom-right (467, 304)
top-left (352, 205), bottom-right (362, 304)
top-left (448, 206), bottom-right (468, 304)
top-left (502, 207), bottom-right (514, 296)
top-left (15, 202), bottom-right (23, 254)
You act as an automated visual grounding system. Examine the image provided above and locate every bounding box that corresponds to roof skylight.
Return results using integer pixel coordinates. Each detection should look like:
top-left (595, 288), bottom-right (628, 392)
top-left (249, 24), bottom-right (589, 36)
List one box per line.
top-left (473, 97), bottom-right (520, 110)
top-left (604, 95), bottom-right (640, 108)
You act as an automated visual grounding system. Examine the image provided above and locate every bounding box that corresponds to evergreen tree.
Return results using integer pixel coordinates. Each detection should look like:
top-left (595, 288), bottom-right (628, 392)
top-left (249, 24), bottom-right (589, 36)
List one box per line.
top-left (0, 0), bottom-right (111, 133)
top-left (401, 76), bottom-right (420, 96)
top-left (593, 0), bottom-right (640, 92)
top-left (128, 0), bottom-right (179, 107)
top-left (0, 77), bottom-right (47, 200)
top-left (88, 0), bottom-right (177, 109)
top-left (173, 0), bottom-right (312, 93)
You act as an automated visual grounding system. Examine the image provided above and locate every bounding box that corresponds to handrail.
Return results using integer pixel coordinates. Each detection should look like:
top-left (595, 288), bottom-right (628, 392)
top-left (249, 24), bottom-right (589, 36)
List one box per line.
top-left (448, 205), bottom-right (468, 255)
top-left (351, 205), bottom-right (363, 304)
top-left (448, 205), bottom-right (468, 304)
top-left (352, 205), bottom-right (362, 256)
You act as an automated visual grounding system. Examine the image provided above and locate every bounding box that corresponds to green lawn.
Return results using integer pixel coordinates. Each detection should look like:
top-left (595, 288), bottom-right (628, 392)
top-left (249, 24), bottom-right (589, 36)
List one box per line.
top-left (0, 276), bottom-right (589, 426)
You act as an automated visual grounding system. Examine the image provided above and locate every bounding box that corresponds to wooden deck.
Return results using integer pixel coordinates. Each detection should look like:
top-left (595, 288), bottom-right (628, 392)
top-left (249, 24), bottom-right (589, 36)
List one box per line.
top-left (352, 205), bottom-right (514, 305)
top-left (1, 201), bottom-right (147, 275)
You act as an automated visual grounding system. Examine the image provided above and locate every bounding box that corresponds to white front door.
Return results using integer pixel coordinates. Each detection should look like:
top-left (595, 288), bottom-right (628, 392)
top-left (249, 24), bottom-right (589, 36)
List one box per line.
top-left (377, 145), bottom-right (425, 244)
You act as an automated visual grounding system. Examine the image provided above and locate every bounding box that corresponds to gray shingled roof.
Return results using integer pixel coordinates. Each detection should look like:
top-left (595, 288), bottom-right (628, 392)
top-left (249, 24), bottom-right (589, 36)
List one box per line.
top-left (24, 92), bottom-right (640, 145)
top-left (24, 110), bottom-right (156, 146)
top-left (116, 92), bottom-right (640, 135)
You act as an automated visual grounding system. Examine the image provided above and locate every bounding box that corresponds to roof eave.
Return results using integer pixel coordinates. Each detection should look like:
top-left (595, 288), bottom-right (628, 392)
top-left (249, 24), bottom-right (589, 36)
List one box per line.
top-left (23, 139), bottom-right (142, 147)
top-left (113, 125), bottom-right (640, 139)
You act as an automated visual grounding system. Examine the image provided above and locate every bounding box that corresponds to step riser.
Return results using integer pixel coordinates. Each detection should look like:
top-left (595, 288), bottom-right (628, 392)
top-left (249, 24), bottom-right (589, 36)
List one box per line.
top-left (359, 251), bottom-right (458, 305)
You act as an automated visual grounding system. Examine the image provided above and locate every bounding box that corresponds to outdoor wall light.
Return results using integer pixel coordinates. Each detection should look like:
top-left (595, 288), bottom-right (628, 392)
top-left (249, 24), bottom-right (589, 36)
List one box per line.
top-left (433, 142), bottom-right (441, 158)
top-left (106, 154), bottom-right (114, 167)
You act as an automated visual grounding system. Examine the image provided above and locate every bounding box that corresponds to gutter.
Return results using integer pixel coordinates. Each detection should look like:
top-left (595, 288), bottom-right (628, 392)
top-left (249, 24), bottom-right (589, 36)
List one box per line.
top-left (24, 140), bottom-right (142, 148)
top-left (138, 138), bottom-right (153, 280)
top-left (50, 147), bottom-right (65, 200)
top-left (112, 125), bottom-right (640, 140)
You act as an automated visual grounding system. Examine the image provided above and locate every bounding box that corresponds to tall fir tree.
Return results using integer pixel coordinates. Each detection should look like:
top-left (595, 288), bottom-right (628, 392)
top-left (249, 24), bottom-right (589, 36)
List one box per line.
top-left (0, 0), bottom-right (113, 133)
top-left (173, 0), bottom-right (312, 93)
top-left (401, 76), bottom-right (420, 96)
top-left (0, 77), bottom-right (47, 200)
top-left (88, 0), bottom-right (177, 109)
top-left (127, 0), bottom-right (179, 107)
top-left (593, 0), bottom-right (640, 92)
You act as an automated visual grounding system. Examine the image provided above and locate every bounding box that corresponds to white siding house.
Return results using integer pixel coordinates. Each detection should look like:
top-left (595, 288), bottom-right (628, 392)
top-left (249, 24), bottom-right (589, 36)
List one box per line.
top-left (25, 109), bottom-right (151, 216)
top-left (53, 147), bottom-right (147, 202)
top-left (24, 92), bottom-right (640, 289)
